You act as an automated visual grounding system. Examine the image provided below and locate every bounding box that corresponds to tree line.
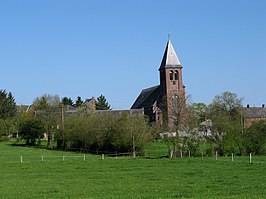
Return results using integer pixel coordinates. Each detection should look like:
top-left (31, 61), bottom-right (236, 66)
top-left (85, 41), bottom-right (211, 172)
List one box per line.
top-left (1, 89), bottom-right (266, 156)
top-left (164, 91), bottom-right (266, 157)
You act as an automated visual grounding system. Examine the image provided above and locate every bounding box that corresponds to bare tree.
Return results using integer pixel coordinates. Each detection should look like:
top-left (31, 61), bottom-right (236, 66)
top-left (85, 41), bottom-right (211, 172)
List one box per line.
top-left (33, 94), bottom-right (61, 149)
top-left (159, 93), bottom-right (188, 158)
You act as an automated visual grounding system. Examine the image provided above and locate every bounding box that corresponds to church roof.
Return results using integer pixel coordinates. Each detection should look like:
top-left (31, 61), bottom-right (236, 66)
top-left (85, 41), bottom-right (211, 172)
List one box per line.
top-left (131, 85), bottom-right (161, 109)
top-left (159, 39), bottom-right (181, 70)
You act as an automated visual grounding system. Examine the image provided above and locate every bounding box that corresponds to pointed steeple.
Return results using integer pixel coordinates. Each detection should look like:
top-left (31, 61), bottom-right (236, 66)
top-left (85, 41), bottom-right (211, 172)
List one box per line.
top-left (159, 39), bottom-right (181, 70)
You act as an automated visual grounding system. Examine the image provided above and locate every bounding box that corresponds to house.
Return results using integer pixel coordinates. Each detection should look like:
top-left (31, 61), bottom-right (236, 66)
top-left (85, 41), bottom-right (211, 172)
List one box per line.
top-left (242, 104), bottom-right (266, 128)
top-left (131, 37), bottom-right (186, 129)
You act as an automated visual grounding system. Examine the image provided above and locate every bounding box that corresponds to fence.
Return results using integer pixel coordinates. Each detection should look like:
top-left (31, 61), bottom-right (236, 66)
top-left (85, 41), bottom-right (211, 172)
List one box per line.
top-left (0, 151), bottom-right (265, 164)
top-left (144, 149), bottom-right (266, 164)
top-left (0, 152), bottom-right (133, 163)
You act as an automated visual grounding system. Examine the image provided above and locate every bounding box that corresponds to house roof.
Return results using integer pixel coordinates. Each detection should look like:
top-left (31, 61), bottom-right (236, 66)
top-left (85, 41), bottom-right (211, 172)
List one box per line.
top-left (84, 97), bottom-right (95, 103)
top-left (242, 107), bottom-right (266, 118)
top-left (131, 85), bottom-right (161, 109)
top-left (159, 39), bottom-right (181, 70)
top-left (65, 105), bottom-right (77, 111)
top-left (97, 109), bottom-right (144, 116)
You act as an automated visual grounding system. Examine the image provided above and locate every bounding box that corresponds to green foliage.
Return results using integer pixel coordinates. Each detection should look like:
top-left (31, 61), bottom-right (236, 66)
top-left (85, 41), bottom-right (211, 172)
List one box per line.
top-left (182, 135), bottom-right (200, 155)
top-left (210, 91), bottom-right (242, 121)
top-left (0, 90), bottom-right (17, 136)
top-left (18, 116), bottom-right (45, 145)
top-left (61, 97), bottom-right (74, 106)
top-left (75, 96), bottom-right (83, 107)
top-left (0, 89), bottom-right (17, 119)
top-left (96, 95), bottom-right (111, 110)
top-left (33, 94), bottom-right (61, 148)
top-left (197, 141), bottom-right (215, 156)
top-left (63, 113), bottom-right (152, 154)
top-left (0, 118), bottom-right (17, 136)
top-left (188, 102), bottom-right (209, 126)
top-left (209, 91), bottom-right (243, 155)
top-left (244, 120), bottom-right (266, 155)
top-left (220, 122), bottom-right (243, 155)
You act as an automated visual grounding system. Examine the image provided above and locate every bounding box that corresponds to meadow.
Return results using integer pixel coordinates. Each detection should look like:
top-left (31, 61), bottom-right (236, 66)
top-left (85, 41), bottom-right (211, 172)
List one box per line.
top-left (0, 141), bottom-right (265, 198)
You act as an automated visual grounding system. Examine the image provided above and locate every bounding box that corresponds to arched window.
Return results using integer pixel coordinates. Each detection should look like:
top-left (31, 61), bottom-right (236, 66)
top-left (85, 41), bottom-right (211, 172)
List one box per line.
top-left (175, 70), bottom-right (179, 80)
top-left (170, 70), bottom-right (173, 80)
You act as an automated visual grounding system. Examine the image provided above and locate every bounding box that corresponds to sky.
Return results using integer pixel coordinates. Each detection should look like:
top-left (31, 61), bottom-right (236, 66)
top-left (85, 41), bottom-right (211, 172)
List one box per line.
top-left (1, 0), bottom-right (266, 109)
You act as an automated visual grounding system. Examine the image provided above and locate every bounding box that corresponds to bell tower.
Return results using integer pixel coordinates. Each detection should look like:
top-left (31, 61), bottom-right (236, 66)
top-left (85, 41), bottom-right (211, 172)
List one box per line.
top-left (158, 37), bottom-right (186, 129)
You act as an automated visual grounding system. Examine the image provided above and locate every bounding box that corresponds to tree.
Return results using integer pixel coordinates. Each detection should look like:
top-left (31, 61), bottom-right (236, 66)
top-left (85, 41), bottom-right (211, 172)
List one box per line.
top-left (210, 91), bottom-right (243, 121)
top-left (18, 116), bottom-right (45, 145)
top-left (209, 91), bottom-right (243, 155)
top-left (157, 94), bottom-right (189, 158)
top-left (33, 94), bottom-right (61, 149)
top-left (0, 90), bottom-right (17, 136)
top-left (96, 95), bottom-right (111, 110)
top-left (188, 102), bottom-right (209, 126)
top-left (75, 96), bottom-right (83, 107)
top-left (63, 113), bottom-right (152, 154)
top-left (244, 120), bottom-right (266, 155)
top-left (0, 89), bottom-right (17, 119)
top-left (62, 97), bottom-right (74, 106)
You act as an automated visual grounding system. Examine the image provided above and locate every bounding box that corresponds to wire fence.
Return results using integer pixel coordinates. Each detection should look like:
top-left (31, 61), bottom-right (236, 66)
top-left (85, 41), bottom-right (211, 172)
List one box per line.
top-left (0, 152), bottom-right (134, 163)
top-left (0, 152), bottom-right (266, 165)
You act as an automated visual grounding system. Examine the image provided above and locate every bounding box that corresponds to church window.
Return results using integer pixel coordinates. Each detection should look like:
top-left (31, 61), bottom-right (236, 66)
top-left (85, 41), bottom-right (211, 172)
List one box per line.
top-left (175, 70), bottom-right (179, 80)
top-left (170, 70), bottom-right (173, 80)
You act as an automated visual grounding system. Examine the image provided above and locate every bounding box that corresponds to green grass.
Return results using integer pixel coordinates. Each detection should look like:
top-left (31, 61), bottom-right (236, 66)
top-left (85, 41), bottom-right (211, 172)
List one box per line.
top-left (0, 141), bottom-right (266, 198)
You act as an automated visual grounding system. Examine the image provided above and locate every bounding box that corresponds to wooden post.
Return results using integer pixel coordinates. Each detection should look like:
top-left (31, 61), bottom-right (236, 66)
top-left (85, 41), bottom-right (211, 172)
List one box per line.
top-left (131, 126), bottom-right (136, 158)
top-left (63, 155), bottom-right (65, 162)
top-left (61, 104), bottom-right (65, 147)
top-left (101, 154), bottom-right (104, 160)
top-left (169, 150), bottom-right (173, 159)
top-left (188, 150), bottom-right (191, 158)
top-left (180, 150), bottom-right (182, 158)
top-left (41, 156), bottom-right (44, 162)
top-left (231, 153), bottom-right (234, 162)
top-left (20, 156), bottom-right (23, 163)
top-left (249, 153), bottom-right (252, 163)
top-left (215, 151), bottom-right (218, 160)
top-left (83, 154), bottom-right (86, 161)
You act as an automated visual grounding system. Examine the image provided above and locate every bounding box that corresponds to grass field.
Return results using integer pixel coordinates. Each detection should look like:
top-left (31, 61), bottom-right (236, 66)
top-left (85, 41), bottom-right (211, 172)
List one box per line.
top-left (0, 141), bottom-right (266, 198)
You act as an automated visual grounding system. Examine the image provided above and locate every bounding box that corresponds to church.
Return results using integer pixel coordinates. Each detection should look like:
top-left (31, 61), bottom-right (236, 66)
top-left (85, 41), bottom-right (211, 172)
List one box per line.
top-left (131, 37), bottom-right (186, 129)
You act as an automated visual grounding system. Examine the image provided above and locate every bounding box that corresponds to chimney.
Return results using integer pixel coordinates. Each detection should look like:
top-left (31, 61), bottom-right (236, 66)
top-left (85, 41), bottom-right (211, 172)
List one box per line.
top-left (262, 104), bottom-right (265, 108)
top-left (247, 104), bottom-right (250, 108)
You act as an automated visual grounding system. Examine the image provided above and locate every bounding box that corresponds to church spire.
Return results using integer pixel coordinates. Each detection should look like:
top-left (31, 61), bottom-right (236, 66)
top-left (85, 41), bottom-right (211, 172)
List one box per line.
top-left (159, 37), bottom-right (181, 70)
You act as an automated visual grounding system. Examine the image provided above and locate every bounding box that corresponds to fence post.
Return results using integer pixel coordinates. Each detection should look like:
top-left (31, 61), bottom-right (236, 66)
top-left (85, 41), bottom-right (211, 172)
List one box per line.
top-left (231, 153), bottom-right (234, 162)
top-left (101, 154), bottom-right (104, 160)
top-left (249, 153), bottom-right (252, 163)
top-left (188, 150), bottom-right (191, 158)
top-left (180, 150), bottom-right (182, 158)
top-left (83, 154), bottom-right (86, 161)
top-left (215, 151), bottom-right (218, 160)
top-left (20, 156), bottom-right (23, 163)
top-left (170, 150), bottom-right (173, 159)
top-left (63, 155), bottom-right (65, 162)
top-left (41, 156), bottom-right (44, 162)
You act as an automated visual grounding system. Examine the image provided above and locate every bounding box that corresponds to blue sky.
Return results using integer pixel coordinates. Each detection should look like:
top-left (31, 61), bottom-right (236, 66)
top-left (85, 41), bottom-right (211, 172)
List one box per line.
top-left (1, 0), bottom-right (265, 109)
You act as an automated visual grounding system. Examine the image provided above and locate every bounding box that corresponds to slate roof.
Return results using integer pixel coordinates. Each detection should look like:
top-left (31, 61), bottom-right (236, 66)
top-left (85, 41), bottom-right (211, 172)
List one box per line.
top-left (65, 105), bottom-right (77, 112)
top-left (159, 39), bottom-right (181, 70)
top-left (242, 107), bottom-right (266, 118)
top-left (84, 98), bottom-right (94, 103)
top-left (97, 109), bottom-right (144, 116)
top-left (131, 85), bottom-right (161, 109)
